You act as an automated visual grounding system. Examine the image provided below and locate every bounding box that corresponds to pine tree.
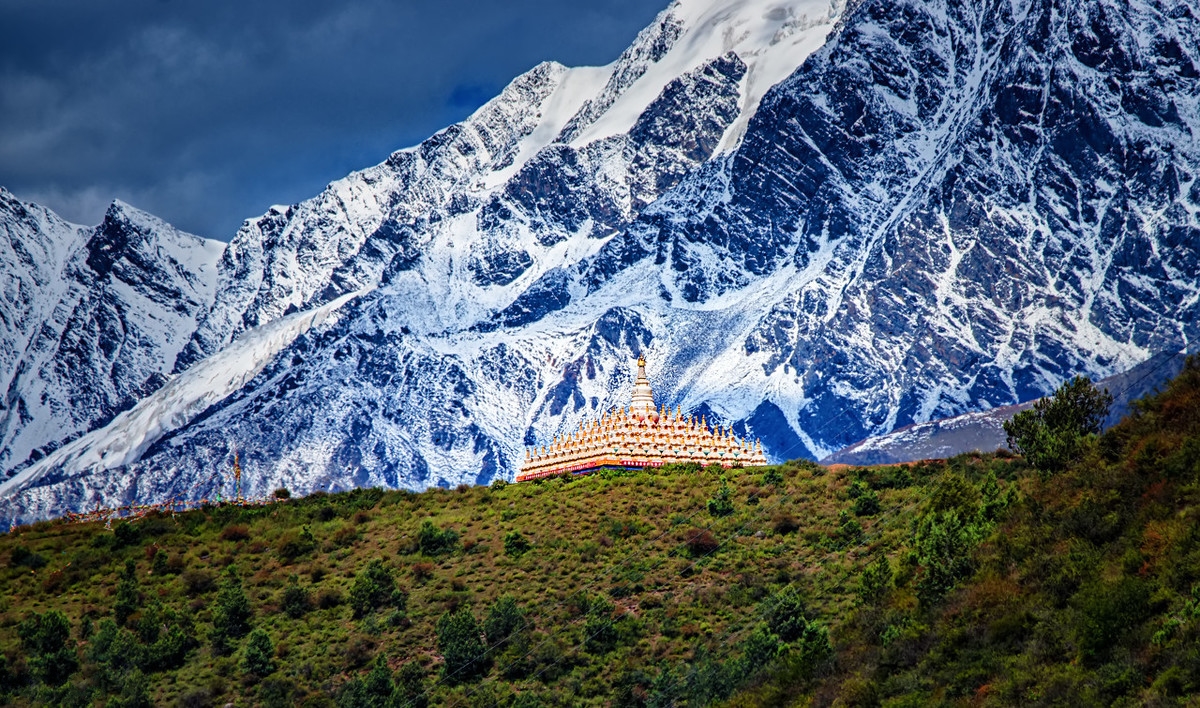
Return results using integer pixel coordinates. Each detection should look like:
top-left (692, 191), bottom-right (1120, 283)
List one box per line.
top-left (349, 559), bottom-right (406, 619)
top-left (210, 567), bottom-right (253, 653)
top-left (483, 594), bottom-right (525, 647)
top-left (858, 553), bottom-right (893, 606)
top-left (1004, 375), bottom-right (1113, 472)
top-left (765, 586), bottom-right (808, 642)
top-left (360, 654), bottom-right (394, 708)
top-left (394, 661), bottom-right (428, 708)
top-left (18, 609), bottom-right (77, 685)
top-left (707, 477), bottom-right (735, 517)
top-left (114, 559), bottom-right (141, 626)
top-left (435, 607), bottom-right (487, 682)
top-left (242, 628), bottom-right (275, 676)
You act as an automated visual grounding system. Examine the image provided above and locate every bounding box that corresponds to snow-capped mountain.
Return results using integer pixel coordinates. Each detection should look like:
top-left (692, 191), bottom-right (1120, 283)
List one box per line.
top-left (0, 190), bottom-right (223, 479)
top-left (3, 0), bottom-right (1200, 524)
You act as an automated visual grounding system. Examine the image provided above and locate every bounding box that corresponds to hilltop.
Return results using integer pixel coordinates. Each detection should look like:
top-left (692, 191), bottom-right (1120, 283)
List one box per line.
top-left (0, 356), bottom-right (1198, 706)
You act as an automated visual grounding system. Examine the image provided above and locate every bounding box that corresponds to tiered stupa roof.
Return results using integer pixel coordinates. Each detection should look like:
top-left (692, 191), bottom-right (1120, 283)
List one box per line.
top-left (517, 356), bottom-right (767, 482)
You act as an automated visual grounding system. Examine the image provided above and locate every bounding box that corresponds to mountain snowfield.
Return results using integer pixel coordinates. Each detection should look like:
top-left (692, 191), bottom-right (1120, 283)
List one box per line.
top-left (2, 0), bottom-right (1199, 524)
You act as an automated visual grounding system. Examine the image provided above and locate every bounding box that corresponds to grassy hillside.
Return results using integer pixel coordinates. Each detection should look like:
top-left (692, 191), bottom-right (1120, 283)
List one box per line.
top-left (0, 356), bottom-right (1197, 707)
top-left (0, 449), bottom-right (961, 706)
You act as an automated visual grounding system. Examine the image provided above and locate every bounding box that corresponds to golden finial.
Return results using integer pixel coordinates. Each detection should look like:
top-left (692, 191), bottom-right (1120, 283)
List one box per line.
top-left (638, 354), bottom-right (646, 368)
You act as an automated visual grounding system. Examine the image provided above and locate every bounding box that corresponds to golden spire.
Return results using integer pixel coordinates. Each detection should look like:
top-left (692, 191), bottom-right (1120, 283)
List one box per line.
top-left (630, 356), bottom-right (655, 414)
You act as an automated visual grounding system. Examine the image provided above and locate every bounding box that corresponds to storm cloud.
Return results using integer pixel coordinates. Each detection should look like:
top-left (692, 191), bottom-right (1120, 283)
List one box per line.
top-left (0, 0), bottom-right (667, 239)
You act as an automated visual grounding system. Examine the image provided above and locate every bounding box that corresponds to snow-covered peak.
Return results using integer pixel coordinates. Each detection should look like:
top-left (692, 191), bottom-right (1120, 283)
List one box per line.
top-left (563, 0), bottom-right (846, 151)
top-left (0, 288), bottom-right (366, 502)
top-left (105, 198), bottom-right (168, 230)
top-left (90, 199), bottom-right (225, 279)
top-left (0, 192), bottom-right (225, 483)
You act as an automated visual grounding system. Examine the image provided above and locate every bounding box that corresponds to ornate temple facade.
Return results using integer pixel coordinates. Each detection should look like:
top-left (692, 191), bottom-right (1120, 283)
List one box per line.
top-left (517, 357), bottom-right (767, 482)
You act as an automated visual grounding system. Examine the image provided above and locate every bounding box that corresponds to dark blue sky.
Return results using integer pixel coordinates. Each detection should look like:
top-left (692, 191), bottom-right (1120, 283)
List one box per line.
top-left (0, 0), bottom-right (668, 239)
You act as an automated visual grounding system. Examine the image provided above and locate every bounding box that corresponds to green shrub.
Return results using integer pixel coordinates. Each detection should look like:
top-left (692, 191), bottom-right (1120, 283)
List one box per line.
top-left (683, 528), bottom-right (720, 557)
top-left (259, 677), bottom-right (297, 708)
top-left (417, 520), bottom-right (460, 556)
top-left (929, 473), bottom-right (981, 517)
top-left (276, 525), bottom-right (317, 562)
top-left (773, 513), bottom-right (799, 535)
top-left (9, 544), bottom-right (46, 569)
top-left (1074, 578), bottom-right (1152, 664)
top-left (220, 524), bottom-right (250, 542)
top-left (281, 579), bottom-right (311, 619)
top-left (316, 587), bottom-right (343, 609)
top-left (113, 522), bottom-right (141, 549)
top-left (181, 569), bottom-right (214, 595)
top-left (852, 486), bottom-right (881, 516)
top-left (762, 468), bottom-right (784, 486)
top-left (503, 530), bottom-right (531, 557)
